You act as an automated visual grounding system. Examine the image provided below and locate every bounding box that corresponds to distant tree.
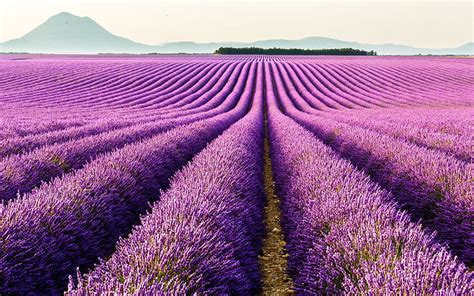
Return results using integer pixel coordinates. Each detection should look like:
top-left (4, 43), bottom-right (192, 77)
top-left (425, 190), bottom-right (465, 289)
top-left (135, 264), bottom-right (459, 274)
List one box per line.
top-left (214, 47), bottom-right (377, 56)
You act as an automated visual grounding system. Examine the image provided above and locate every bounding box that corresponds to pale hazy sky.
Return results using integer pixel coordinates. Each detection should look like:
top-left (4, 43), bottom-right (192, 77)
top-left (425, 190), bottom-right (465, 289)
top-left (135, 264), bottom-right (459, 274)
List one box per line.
top-left (1, 0), bottom-right (472, 48)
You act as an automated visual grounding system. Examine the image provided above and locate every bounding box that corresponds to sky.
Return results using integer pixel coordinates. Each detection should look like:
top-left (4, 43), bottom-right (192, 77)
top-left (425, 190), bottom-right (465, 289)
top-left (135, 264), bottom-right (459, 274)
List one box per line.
top-left (0, 0), bottom-right (472, 48)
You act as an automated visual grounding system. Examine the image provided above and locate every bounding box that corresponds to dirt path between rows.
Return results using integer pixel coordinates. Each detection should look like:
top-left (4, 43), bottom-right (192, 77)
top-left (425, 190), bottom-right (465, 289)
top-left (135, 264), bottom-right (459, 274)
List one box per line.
top-left (260, 113), bottom-right (294, 295)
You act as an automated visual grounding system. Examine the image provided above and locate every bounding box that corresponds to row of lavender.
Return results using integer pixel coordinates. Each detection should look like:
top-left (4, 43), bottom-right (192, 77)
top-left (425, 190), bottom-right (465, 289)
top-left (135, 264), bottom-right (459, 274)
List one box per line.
top-left (0, 60), bottom-right (245, 137)
top-left (0, 58), bottom-right (259, 293)
top-left (266, 61), bottom-right (473, 265)
top-left (0, 67), bottom-right (260, 293)
top-left (69, 73), bottom-right (266, 294)
top-left (0, 62), bottom-right (246, 142)
top-left (264, 63), bottom-right (473, 293)
top-left (271, 60), bottom-right (473, 161)
top-left (0, 62), bottom-right (255, 203)
top-left (2, 55), bottom-right (472, 114)
top-left (2, 56), bottom-right (471, 146)
top-left (70, 61), bottom-right (474, 293)
top-left (63, 61), bottom-right (473, 294)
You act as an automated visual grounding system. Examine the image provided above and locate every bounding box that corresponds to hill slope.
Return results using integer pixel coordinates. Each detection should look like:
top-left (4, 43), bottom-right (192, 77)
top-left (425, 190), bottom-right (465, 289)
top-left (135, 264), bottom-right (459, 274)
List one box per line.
top-left (0, 12), bottom-right (154, 54)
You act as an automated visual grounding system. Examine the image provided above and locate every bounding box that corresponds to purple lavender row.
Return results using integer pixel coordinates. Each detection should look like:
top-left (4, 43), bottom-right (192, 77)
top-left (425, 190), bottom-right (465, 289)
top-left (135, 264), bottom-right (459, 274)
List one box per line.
top-left (277, 98), bottom-right (473, 265)
top-left (284, 61), bottom-right (397, 110)
top-left (0, 91), bottom-right (252, 294)
top-left (0, 108), bottom-right (200, 160)
top-left (0, 112), bottom-right (134, 142)
top-left (0, 119), bottom-right (138, 159)
top-left (340, 107), bottom-right (474, 138)
top-left (269, 61), bottom-right (474, 264)
top-left (0, 118), bottom-right (87, 140)
top-left (322, 111), bottom-right (473, 162)
top-left (0, 64), bottom-right (178, 111)
top-left (328, 56), bottom-right (473, 90)
top-left (22, 61), bottom-right (227, 114)
top-left (296, 62), bottom-right (418, 108)
top-left (125, 61), bottom-right (248, 116)
top-left (0, 62), bottom-right (239, 142)
top-left (356, 61), bottom-right (473, 96)
top-left (0, 61), bottom-right (243, 159)
top-left (68, 82), bottom-right (264, 295)
top-left (0, 119), bottom-right (179, 203)
top-left (45, 62), bottom-right (218, 110)
top-left (0, 58), bottom-right (256, 294)
top-left (288, 116), bottom-right (473, 264)
top-left (280, 59), bottom-right (471, 111)
top-left (308, 61), bottom-right (455, 107)
top-left (0, 61), bottom-right (243, 157)
top-left (284, 62), bottom-right (396, 109)
top-left (83, 63), bottom-right (226, 110)
top-left (0, 61), bottom-right (156, 99)
top-left (123, 62), bottom-right (238, 112)
top-left (329, 63), bottom-right (469, 106)
top-left (0, 106), bottom-right (111, 122)
top-left (32, 63), bottom-right (191, 104)
top-left (3, 61), bottom-right (216, 111)
top-left (1, 59), bottom-right (198, 100)
top-left (1, 61), bottom-right (188, 103)
top-left (0, 59), bottom-right (108, 92)
top-left (0, 62), bottom-right (143, 105)
top-left (1, 62), bottom-right (196, 111)
top-left (265, 80), bottom-right (472, 294)
top-left (0, 62), bottom-right (254, 203)
top-left (3, 56), bottom-right (471, 112)
top-left (280, 57), bottom-right (473, 107)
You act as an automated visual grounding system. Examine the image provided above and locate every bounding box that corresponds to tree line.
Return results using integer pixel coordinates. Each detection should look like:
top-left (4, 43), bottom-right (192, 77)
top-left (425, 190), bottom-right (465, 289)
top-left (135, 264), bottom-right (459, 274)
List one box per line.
top-left (214, 47), bottom-right (377, 56)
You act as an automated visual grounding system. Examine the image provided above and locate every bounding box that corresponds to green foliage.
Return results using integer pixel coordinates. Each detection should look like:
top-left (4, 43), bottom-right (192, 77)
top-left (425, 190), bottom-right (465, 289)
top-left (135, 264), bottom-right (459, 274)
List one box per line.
top-left (214, 47), bottom-right (377, 56)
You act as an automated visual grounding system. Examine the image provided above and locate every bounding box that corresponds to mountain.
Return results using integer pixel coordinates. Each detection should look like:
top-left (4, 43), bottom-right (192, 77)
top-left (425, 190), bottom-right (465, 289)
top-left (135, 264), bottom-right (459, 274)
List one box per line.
top-left (1, 12), bottom-right (472, 55)
top-left (0, 12), bottom-right (154, 53)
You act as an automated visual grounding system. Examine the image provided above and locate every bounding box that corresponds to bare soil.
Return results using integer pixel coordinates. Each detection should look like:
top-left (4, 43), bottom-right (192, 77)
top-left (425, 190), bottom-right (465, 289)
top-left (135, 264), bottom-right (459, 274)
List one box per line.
top-left (260, 119), bottom-right (294, 295)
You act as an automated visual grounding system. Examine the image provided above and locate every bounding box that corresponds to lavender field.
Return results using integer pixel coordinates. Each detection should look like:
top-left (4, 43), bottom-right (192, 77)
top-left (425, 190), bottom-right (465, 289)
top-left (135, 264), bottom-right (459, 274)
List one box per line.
top-left (0, 55), bottom-right (473, 294)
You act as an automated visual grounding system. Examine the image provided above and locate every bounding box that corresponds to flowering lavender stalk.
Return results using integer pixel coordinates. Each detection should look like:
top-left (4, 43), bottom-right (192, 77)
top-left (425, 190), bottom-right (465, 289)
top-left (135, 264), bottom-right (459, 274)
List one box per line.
top-left (265, 67), bottom-right (473, 294)
top-left (292, 111), bottom-right (473, 265)
top-left (0, 62), bottom-right (254, 205)
top-left (0, 119), bottom-right (138, 159)
top-left (68, 80), bottom-right (264, 294)
top-left (0, 60), bottom-right (235, 159)
top-left (0, 89), bottom-right (252, 294)
top-left (2, 60), bottom-right (202, 107)
top-left (269, 61), bottom-right (474, 265)
top-left (319, 111), bottom-right (473, 163)
top-left (0, 118), bottom-right (87, 140)
top-left (328, 107), bottom-right (474, 138)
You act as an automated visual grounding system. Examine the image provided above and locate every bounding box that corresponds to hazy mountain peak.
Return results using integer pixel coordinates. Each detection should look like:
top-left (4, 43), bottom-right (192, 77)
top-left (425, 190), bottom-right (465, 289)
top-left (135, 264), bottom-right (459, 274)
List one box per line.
top-left (1, 11), bottom-right (153, 53)
top-left (51, 11), bottom-right (80, 19)
top-left (49, 12), bottom-right (93, 24)
top-left (55, 11), bottom-right (75, 16)
top-left (24, 11), bottom-right (108, 39)
top-left (42, 11), bottom-right (95, 27)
